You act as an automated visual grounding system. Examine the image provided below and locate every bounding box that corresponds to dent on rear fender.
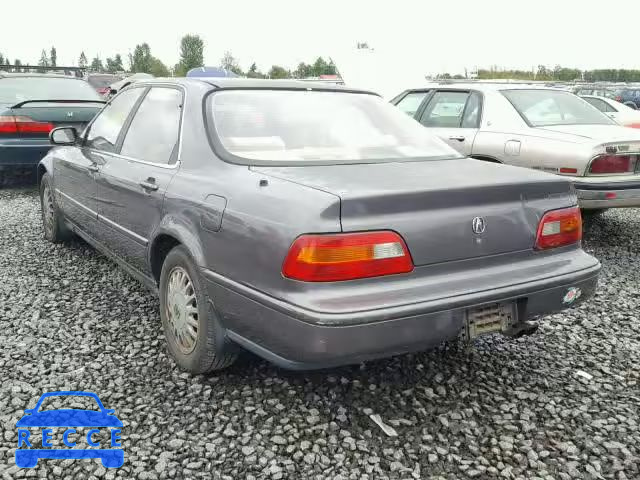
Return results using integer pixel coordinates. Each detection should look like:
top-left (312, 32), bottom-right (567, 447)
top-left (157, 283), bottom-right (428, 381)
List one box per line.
top-left (150, 215), bottom-right (207, 267)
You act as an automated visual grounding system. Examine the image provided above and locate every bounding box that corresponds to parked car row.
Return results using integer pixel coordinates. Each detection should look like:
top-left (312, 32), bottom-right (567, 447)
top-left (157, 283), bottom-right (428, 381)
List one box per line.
top-left (29, 77), bottom-right (603, 374)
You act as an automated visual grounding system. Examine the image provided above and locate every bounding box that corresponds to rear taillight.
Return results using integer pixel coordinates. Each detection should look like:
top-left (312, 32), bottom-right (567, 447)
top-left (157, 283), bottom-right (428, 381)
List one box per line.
top-left (589, 154), bottom-right (634, 174)
top-left (0, 115), bottom-right (54, 134)
top-left (282, 231), bottom-right (414, 282)
top-left (628, 123), bottom-right (640, 129)
top-left (535, 207), bottom-right (582, 250)
top-left (615, 96), bottom-right (623, 102)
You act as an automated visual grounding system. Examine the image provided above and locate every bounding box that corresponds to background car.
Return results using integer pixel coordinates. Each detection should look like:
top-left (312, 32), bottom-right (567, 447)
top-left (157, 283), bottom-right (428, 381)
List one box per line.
top-left (391, 84), bottom-right (640, 211)
top-left (0, 73), bottom-right (104, 183)
top-left (87, 73), bottom-right (124, 97)
top-left (38, 78), bottom-right (599, 373)
top-left (572, 85), bottom-right (618, 99)
top-left (612, 87), bottom-right (640, 109)
top-left (107, 73), bottom-right (153, 97)
top-left (581, 94), bottom-right (640, 128)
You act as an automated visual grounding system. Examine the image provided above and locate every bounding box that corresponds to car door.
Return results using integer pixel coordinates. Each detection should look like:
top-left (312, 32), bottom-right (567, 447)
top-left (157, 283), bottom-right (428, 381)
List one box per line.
top-left (94, 86), bottom-right (183, 275)
top-left (416, 90), bottom-right (481, 155)
top-left (54, 88), bottom-right (144, 236)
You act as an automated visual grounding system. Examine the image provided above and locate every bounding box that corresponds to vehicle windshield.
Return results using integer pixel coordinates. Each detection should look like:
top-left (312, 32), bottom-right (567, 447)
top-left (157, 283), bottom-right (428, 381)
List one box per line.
top-left (0, 77), bottom-right (102, 104)
top-left (502, 89), bottom-right (616, 127)
top-left (208, 89), bottom-right (463, 164)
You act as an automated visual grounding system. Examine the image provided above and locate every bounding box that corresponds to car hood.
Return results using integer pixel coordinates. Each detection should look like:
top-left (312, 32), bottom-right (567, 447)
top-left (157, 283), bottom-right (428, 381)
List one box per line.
top-left (536, 124), bottom-right (640, 143)
top-left (16, 409), bottom-right (123, 427)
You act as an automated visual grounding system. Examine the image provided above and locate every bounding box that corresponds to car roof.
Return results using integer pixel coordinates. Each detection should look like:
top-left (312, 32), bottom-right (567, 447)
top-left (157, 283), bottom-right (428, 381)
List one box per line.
top-left (135, 77), bottom-right (377, 95)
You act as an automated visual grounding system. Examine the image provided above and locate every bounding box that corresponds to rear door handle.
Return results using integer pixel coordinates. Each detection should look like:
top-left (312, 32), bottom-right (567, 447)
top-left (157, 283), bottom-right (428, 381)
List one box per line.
top-left (449, 135), bottom-right (466, 142)
top-left (139, 179), bottom-right (159, 191)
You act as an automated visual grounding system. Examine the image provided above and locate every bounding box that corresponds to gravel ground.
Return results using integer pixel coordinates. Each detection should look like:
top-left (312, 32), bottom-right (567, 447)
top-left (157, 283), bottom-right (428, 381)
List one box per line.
top-left (0, 186), bottom-right (639, 480)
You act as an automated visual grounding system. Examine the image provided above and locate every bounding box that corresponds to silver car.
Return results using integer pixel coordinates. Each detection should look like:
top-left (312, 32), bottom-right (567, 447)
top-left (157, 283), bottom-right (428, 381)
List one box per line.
top-left (391, 84), bottom-right (640, 210)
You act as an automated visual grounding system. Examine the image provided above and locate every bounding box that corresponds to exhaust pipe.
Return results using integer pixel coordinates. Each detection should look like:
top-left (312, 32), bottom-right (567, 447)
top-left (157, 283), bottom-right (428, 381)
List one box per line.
top-left (503, 321), bottom-right (539, 338)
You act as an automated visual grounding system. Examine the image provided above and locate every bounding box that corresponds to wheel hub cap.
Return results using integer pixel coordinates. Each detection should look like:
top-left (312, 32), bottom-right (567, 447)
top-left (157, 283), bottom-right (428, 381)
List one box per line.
top-left (166, 266), bottom-right (198, 354)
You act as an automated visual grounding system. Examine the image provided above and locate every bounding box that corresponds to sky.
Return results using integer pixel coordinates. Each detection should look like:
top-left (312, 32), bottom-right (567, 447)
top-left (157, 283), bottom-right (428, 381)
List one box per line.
top-left (3, 0), bottom-right (640, 77)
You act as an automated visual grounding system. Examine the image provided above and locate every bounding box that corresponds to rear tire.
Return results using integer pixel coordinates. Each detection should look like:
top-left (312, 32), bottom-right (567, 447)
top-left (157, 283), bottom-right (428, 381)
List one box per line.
top-left (624, 102), bottom-right (637, 110)
top-left (40, 173), bottom-right (71, 243)
top-left (159, 246), bottom-right (237, 373)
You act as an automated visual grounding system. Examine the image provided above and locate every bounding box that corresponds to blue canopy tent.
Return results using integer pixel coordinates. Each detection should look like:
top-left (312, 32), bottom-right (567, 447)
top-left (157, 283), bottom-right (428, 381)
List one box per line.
top-left (186, 67), bottom-right (239, 78)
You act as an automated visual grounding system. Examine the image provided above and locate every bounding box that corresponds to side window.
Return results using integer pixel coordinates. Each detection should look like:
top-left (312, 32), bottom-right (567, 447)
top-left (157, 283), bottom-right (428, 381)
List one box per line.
top-left (395, 91), bottom-right (429, 117)
top-left (419, 91), bottom-right (470, 128)
top-left (461, 92), bottom-right (482, 128)
top-left (584, 97), bottom-right (614, 112)
top-left (85, 88), bottom-right (144, 152)
top-left (119, 87), bottom-right (183, 164)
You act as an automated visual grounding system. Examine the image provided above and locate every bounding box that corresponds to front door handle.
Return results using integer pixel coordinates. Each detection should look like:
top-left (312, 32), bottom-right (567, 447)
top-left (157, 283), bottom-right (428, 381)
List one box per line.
top-left (139, 179), bottom-right (159, 191)
top-left (87, 164), bottom-right (99, 172)
top-left (449, 135), bottom-right (466, 142)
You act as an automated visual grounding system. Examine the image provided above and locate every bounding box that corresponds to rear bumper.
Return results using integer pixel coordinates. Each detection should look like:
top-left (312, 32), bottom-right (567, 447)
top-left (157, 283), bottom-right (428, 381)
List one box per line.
top-left (0, 140), bottom-right (51, 168)
top-left (573, 179), bottom-right (640, 208)
top-left (203, 253), bottom-right (601, 369)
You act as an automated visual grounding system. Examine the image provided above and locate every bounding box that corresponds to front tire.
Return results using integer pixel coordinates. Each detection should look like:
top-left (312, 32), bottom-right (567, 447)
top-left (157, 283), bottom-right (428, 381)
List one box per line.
top-left (159, 246), bottom-right (237, 373)
top-left (40, 173), bottom-right (71, 243)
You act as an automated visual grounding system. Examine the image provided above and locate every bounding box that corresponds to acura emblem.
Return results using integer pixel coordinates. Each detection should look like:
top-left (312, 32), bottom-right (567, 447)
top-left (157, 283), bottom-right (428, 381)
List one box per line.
top-left (66, 111), bottom-right (74, 118)
top-left (472, 216), bottom-right (486, 234)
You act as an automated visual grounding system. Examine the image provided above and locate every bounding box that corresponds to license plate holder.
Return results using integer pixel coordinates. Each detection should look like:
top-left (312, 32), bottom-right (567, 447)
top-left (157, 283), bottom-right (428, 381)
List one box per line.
top-left (462, 302), bottom-right (517, 340)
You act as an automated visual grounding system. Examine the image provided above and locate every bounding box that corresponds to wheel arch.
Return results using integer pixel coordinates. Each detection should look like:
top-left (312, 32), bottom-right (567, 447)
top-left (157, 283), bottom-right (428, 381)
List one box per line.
top-left (37, 157), bottom-right (53, 186)
top-left (148, 220), bottom-right (207, 284)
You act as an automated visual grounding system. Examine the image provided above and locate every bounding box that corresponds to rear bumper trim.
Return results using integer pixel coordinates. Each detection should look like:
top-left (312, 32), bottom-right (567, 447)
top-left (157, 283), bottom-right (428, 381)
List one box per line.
top-left (577, 187), bottom-right (640, 208)
top-left (201, 261), bottom-right (601, 327)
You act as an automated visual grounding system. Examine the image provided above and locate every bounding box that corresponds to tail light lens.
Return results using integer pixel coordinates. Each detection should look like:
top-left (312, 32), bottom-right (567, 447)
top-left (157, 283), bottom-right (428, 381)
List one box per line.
top-left (589, 154), bottom-right (634, 174)
top-left (535, 207), bottom-right (582, 250)
top-left (0, 115), bottom-right (54, 134)
top-left (283, 231), bottom-right (414, 282)
top-left (615, 96), bottom-right (623, 102)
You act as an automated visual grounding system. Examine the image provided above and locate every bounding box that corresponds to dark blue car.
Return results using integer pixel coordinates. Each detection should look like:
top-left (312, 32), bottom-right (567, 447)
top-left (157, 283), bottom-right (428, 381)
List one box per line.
top-left (0, 74), bottom-right (104, 184)
top-left (15, 391), bottom-right (123, 468)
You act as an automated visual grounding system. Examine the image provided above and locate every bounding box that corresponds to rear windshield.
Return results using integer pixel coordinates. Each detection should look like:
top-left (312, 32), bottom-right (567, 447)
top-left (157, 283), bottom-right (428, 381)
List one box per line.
top-left (502, 89), bottom-right (615, 127)
top-left (207, 89), bottom-right (462, 165)
top-left (0, 77), bottom-right (101, 104)
top-left (88, 75), bottom-right (123, 89)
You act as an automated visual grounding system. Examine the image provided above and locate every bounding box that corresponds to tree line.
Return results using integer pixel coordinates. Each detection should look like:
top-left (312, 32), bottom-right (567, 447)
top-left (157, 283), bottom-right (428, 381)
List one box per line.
top-left (474, 65), bottom-right (640, 82)
top-left (0, 35), bottom-right (338, 80)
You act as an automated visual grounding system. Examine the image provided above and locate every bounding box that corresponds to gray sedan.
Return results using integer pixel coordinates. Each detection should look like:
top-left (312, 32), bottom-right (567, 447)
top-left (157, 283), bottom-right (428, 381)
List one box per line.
top-left (38, 78), bottom-right (600, 372)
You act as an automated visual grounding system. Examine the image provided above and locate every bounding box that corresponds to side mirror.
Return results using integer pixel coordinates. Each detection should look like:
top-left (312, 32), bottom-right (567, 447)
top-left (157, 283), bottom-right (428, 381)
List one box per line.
top-left (50, 127), bottom-right (78, 146)
top-left (109, 88), bottom-right (117, 95)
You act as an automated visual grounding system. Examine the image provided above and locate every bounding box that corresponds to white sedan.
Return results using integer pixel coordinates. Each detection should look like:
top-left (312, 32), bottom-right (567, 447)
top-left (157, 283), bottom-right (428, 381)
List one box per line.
top-left (581, 95), bottom-right (640, 129)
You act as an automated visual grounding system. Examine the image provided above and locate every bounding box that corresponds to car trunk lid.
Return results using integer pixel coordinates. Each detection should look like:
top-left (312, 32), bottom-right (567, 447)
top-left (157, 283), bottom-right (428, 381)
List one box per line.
top-left (0, 101), bottom-right (103, 138)
top-left (253, 159), bottom-right (576, 266)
